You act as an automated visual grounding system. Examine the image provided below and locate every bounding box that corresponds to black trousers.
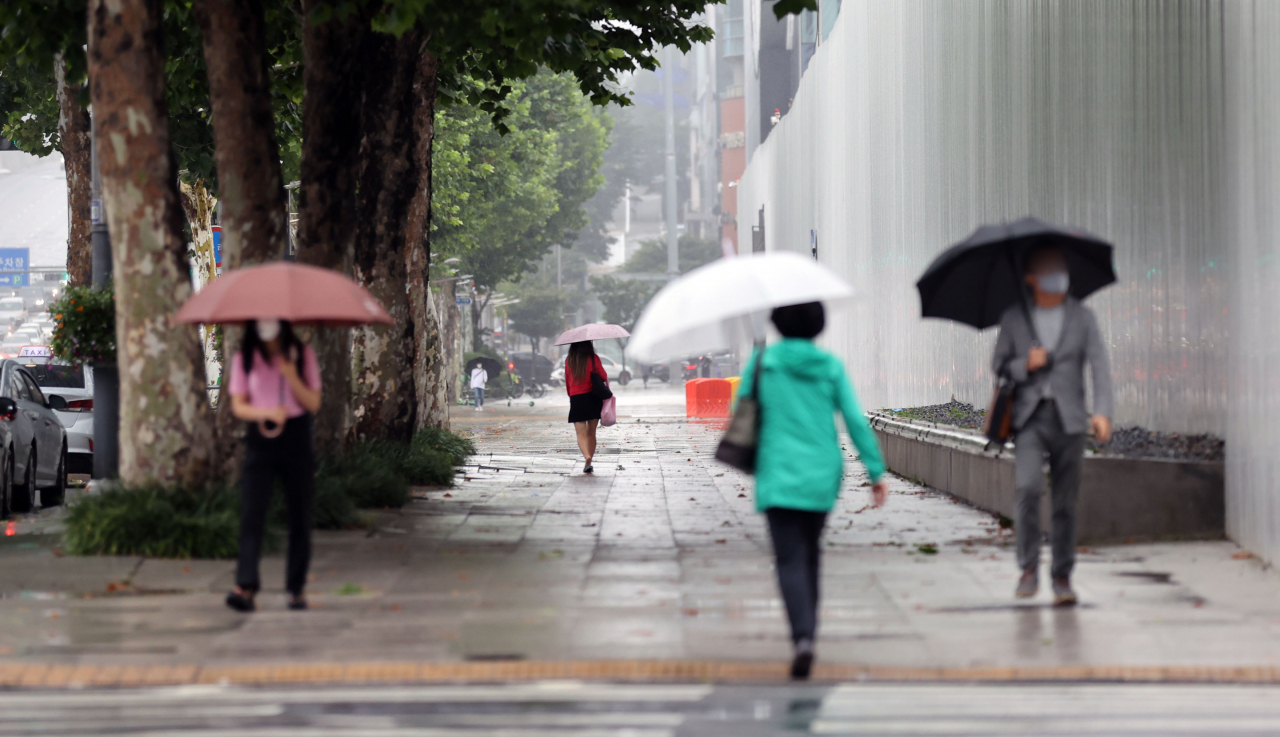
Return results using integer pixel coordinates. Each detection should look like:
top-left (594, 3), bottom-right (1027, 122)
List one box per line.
top-left (765, 507), bottom-right (828, 644)
top-left (235, 414), bottom-right (315, 596)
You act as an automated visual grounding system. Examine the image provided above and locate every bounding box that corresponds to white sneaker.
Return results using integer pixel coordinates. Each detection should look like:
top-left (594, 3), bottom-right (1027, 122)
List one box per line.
top-left (475, 406), bottom-right (483, 412)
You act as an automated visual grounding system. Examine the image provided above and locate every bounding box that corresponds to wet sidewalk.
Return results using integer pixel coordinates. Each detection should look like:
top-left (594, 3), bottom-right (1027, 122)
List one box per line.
top-left (2, 383), bottom-right (1279, 684)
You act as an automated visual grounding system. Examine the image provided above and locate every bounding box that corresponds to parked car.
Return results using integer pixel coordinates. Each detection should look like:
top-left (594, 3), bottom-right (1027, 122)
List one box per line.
top-left (0, 297), bottom-right (25, 329)
top-left (597, 354), bottom-right (632, 385)
top-left (550, 356), bottom-right (635, 385)
top-left (639, 363), bottom-right (671, 383)
top-left (26, 361), bottom-right (92, 476)
top-left (507, 351), bottom-right (555, 384)
top-left (0, 359), bottom-right (69, 515)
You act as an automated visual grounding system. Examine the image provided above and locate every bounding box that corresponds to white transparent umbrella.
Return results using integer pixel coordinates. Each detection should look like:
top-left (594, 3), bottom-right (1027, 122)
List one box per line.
top-left (627, 251), bottom-right (856, 363)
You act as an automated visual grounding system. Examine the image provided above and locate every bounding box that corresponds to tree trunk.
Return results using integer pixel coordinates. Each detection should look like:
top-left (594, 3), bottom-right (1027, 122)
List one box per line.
top-left (55, 53), bottom-right (93, 288)
top-left (405, 50), bottom-right (445, 431)
top-left (348, 30), bottom-right (425, 442)
top-left (296, 0), bottom-right (366, 456)
top-left (177, 180), bottom-right (221, 391)
top-left (88, 0), bottom-right (214, 487)
top-left (192, 0), bottom-right (290, 477)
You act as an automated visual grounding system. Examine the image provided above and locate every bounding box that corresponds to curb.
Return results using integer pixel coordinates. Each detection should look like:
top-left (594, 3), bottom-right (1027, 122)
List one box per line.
top-left (5, 661), bottom-right (1280, 689)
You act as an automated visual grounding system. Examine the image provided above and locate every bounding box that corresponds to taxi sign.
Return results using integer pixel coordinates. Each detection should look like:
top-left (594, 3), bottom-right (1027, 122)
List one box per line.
top-left (18, 345), bottom-right (51, 358)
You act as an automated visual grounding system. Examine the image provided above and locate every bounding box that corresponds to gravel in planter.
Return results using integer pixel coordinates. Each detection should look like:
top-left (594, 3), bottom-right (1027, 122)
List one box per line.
top-left (884, 403), bottom-right (1225, 462)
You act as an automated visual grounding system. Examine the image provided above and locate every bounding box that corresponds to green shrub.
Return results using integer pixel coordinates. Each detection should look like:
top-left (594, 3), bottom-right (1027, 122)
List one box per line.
top-left (304, 473), bottom-right (365, 528)
top-left (64, 482), bottom-right (245, 559)
top-left (49, 283), bottom-right (116, 365)
top-left (320, 444), bottom-right (413, 508)
top-left (413, 427), bottom-right (476, 466)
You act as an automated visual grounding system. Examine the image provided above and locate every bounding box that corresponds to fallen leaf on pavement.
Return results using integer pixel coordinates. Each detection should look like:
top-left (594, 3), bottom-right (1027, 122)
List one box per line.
top-left (1232, 551), bottom-right (1255, 560)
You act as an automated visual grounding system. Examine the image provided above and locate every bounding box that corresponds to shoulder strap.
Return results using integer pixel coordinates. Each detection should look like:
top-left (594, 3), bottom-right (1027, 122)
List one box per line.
top-left (750, 343), bottom-right (765, 400)
top-left (1020, 296), bottom-right (1041, 348)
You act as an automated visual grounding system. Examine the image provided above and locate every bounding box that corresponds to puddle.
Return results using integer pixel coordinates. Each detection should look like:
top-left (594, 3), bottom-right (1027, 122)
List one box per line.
top-left (1114, 571), bottom-right (1174, 584)
top-left (0, 590), bottom-right (68, 600)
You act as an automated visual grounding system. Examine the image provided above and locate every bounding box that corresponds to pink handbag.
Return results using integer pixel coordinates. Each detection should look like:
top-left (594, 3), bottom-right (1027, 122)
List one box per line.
top-left (600, 396), bottom-right (617, 427)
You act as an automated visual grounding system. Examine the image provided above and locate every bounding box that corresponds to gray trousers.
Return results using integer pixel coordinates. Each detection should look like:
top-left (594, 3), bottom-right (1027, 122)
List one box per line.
top-left (1014, 401), bottom-right (1086, 579)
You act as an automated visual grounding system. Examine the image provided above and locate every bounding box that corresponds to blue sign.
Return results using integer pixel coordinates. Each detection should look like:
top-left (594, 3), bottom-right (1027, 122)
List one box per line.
top-left (0, 248), bottom-right (30, 287)
top-left (456, 297), bottom-right (472, 306)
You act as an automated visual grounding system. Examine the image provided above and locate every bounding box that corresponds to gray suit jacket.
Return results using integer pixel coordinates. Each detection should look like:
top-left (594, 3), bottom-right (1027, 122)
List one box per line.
top-left (991, 296), bottom-right (1114, 434)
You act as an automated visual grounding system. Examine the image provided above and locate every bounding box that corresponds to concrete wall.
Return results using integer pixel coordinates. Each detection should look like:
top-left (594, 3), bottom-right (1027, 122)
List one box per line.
top-left (738, 1), bottom-right (1228, 435)
top-left (1224, 3), bottom-right (1280, 565)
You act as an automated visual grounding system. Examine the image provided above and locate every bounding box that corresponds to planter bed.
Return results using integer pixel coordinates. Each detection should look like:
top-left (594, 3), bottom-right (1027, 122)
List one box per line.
top-left (867, 411), bottom-right (1224, 544)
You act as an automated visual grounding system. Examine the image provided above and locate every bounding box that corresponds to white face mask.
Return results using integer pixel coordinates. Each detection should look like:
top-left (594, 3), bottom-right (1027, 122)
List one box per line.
top-left (256, 318), bottom-right (281, 342)
top-left (1037, 271), bottom-right (1070, 295)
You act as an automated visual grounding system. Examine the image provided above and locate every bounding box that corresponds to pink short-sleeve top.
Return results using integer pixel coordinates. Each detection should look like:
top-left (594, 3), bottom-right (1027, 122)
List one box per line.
top-left (227, 346), bottom-right (321, 419)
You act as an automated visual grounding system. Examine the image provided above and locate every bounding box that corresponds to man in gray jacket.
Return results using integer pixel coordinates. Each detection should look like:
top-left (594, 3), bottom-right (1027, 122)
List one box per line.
top-left (992, 248), bottom-right (1113, 605)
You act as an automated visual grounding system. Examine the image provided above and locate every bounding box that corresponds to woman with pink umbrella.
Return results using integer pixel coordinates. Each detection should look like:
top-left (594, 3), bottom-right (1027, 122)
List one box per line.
top-left (555, 324), bottom-right (629, 474)
top-left (176, 262), bottom-right (392, 612)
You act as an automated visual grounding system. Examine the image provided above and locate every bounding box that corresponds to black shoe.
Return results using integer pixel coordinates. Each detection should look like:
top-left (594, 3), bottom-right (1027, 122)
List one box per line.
top-left (225, 590), bottom-right (256, 612)
top-left (288, 595), bottom-right (308, 611)
top-left (583, 463), bottom-right (594, 474)
top-left (790, 639), bottom-right (815, 680)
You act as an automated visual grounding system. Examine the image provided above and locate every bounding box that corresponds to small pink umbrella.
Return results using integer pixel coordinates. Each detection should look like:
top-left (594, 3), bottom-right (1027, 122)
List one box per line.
top-left (174, 261), bottom-right (393, 326)
top-left (554, 323), bottom-right (630, 345)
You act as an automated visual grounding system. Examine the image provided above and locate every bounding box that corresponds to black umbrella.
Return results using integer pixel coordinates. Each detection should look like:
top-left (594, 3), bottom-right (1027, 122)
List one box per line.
top-left (916, 217), bottom-right (1116, 330)
top-left (465, 356), bottom-right (502, 377)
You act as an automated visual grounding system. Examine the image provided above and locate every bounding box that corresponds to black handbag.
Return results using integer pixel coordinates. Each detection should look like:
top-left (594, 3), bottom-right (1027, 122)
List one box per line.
top-left (984, 300), bottom-right (1044, 445)
top-left (715, 344), bottom-right (765, 473)
top-left (590, 367), bottom-right (613, 400)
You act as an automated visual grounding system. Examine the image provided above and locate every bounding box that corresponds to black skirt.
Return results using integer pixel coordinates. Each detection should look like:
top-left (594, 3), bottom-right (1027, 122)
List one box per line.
top-left (568, 392), bottom-right (604, 423)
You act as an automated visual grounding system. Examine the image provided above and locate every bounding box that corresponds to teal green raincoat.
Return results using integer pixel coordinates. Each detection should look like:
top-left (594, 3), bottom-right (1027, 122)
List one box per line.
top-left (737, 339), bottom-right (886, 513)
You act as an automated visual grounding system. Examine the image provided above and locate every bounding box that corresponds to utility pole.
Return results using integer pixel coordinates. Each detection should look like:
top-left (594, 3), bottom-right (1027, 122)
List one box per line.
top-left (89, 114), bottom-right (119, 481)
top-left (664, 45), bottom-right (680, 280)
top-left (664, 45), bottom-right (685, 385)
top-left (556, 244), bottom-right (561, 290)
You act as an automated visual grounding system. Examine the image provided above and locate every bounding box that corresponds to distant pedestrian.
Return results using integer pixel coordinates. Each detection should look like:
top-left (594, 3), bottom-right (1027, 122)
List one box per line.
top-left (741, 302), bottom-right (888, 680)
top-left (471, 363), bottom-right (488, 411)
top-left (992, 247), bottom-right (1113, 605)
top-left (641, 363), bottom-right (651, 388)
top-left (565, 340), bottom-right (608, 474)
top-left (225, 318), bottom-right (321, 613)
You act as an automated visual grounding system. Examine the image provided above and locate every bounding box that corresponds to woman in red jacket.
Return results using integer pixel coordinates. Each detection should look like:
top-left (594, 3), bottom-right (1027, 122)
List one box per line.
top-left (565, 341), bottom-right (608, 473)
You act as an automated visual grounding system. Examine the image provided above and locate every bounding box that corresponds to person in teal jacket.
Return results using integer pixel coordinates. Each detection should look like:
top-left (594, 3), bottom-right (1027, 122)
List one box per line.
top-left (737, 301), bottom-right (889, 679)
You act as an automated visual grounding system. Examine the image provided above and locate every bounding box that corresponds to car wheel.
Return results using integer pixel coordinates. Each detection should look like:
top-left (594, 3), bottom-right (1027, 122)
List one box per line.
top-left (42, 446), bottom-right (66, 507)
top-left (618, 371), bottom-right (631, 386)
top-left (11, 446), bottom-right (35, 513)
top-left (0, 448), bottom-right (11, 520)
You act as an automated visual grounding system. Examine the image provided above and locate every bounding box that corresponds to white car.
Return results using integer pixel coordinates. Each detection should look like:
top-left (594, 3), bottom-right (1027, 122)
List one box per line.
top-left (27, 362), bottom-right (93, 476)
top-left (550, 357), bottom-right (634, 385)
top-left (597, 355), bottom-right (633, 385)
top-left (0, 297), bottom-right (25, 329)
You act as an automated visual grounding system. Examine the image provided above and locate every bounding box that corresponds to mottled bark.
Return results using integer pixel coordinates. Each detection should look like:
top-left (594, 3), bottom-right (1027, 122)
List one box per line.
top-left (56, 54), bottom-right (93, 287)
top-left (296, 0), bottom-right (366, 455)
top-left (192, 0), bottom-right (287, 268)
top-left (348, 30), bottom-right (425, 442)
top-left (192, 0), bottom-right (289, 477)
top-left (88, 0), bottom-right (214, 486)
top-left (405, 51), bottom-right (445, 431)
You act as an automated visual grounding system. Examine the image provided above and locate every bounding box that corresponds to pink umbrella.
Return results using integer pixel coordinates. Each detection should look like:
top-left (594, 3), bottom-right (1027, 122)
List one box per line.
top-left (554, 323), bottom-right (630, 345)
top-left (174, 261), bottom-right (393, 326)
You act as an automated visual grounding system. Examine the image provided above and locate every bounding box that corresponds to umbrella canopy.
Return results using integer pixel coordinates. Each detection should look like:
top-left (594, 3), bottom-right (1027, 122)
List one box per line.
top-left (554, 323), bottom-right (630, 346)
top-left (174, 261), bottom-right (393, 326)
top-left (465, 355), bottom-right (502, 377)
top-left (627, 251), bottom-right (855, 363)
top-left (916, 217), bottom-right (1116, 330)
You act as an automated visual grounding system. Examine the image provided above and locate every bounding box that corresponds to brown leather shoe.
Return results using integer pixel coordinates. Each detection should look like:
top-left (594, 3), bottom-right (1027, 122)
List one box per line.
top-left (1052, 576), bottom-right (1077, 606)
top-left (1015, 569), bottom-right (1038, 599)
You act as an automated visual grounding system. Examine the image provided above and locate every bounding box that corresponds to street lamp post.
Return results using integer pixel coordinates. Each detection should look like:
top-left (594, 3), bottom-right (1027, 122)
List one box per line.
top-left (89, 114), bottom-right (119, 481)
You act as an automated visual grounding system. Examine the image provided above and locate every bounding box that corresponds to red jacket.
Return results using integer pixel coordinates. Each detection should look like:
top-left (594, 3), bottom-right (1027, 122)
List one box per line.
top-left (566, 355), bottom-right (607, 396)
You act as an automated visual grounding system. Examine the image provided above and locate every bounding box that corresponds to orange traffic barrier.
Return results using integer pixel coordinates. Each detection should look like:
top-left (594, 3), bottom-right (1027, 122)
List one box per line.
top-left (725, 376), bottom-right (742, 407)
top-left (687, 378), bottom-right (732, 418)
top-left (685, 379), bottom-right (706, 417)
